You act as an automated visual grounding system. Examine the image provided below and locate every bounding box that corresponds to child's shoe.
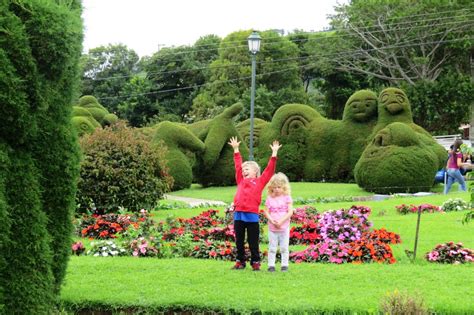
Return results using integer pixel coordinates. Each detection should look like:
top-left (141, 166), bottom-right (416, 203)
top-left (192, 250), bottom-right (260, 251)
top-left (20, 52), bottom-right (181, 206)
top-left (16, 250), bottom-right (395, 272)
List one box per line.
top-left (251, 262), bottom-right (261, 271)
top-left (281, 266), bottom-right (288, 272)
top-left (231, 261), bottom-right (246, 270)
top-left (267, 266), bottom-right (275, 272)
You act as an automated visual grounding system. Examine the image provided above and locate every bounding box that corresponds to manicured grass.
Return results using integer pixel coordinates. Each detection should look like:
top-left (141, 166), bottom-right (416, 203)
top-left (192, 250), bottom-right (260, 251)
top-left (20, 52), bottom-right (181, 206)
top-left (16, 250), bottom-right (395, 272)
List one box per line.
top-left (62, 257), bottom-right (473, 314)
top-left (168, 182), bottom-right (373, 203)
top-left (64, 184), bottom-right (473, 313)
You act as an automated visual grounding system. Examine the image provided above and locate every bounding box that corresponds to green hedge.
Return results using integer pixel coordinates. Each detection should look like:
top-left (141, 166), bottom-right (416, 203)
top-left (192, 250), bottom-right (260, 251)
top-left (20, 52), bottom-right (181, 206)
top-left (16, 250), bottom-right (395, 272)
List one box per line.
top-left (0, 1), bottom-right (83, 312)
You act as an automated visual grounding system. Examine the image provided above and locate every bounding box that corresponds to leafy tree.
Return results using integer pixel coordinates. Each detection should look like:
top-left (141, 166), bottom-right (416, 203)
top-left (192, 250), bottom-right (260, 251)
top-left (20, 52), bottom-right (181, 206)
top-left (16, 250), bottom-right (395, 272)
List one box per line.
top-left (117, 75), bottom-right (159, 127)
top-left (144, 36), bottom-right (221, 121)
top-left (403, 72), bottom-right (474, 135)
top-left (81, 44), bottom-right (140, 113)
top-left (330, 0), bottom-right (473, 85)
top-left (190, 30), bottom-right (307, 122)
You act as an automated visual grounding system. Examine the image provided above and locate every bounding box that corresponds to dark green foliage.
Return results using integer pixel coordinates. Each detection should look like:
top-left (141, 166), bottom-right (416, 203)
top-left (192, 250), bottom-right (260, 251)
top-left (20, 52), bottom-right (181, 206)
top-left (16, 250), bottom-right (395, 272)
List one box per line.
top-left (355, 123), bottom-right (439, 194)
top-left (81, 44), bottom-right (140, 114)
top-left (0, 144), bottom-right (9, 312)
top-left (402, 73), bottom-right (474, 135)
top-left (0, 0), bottom-right (83, 312)
top-left (153, 122), bottom-right (205, 190)
top-left (3, 152), bottom-right (56, 313)
top-left (78, 122), bottom-right (173, 213)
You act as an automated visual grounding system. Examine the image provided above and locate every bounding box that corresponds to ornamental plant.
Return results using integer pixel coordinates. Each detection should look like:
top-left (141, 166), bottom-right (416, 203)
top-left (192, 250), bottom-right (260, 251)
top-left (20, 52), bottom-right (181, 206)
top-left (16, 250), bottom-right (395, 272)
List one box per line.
top-left (291, 206), bottom-right (319, 224)
top-left (77, 121), bottom-right (173, 214)
top-left (71, 242), bottom-right (85, 256)
top-left (191, 240), bottom-right (235, 261)
top-left (289, 220), bottom-right (320, 245)
top-left (127, 236), bottom-right (161, 257)
top-left (86, 240), bottom-right (127, 257)
top-left (395, 203), bottom-right (442, 215)
top-left (425, 242), bottom-right (473, 264)
top-left (318, 205), bottom-right (372, 243)
top-left (440, 198), bottom-right (470, 212)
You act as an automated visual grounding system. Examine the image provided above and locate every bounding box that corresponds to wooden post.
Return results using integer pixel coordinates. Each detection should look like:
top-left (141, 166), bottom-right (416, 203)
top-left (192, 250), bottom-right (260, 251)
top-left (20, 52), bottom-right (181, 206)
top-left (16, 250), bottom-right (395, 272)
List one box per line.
top-left (412, 205), bottom-right (422, 261)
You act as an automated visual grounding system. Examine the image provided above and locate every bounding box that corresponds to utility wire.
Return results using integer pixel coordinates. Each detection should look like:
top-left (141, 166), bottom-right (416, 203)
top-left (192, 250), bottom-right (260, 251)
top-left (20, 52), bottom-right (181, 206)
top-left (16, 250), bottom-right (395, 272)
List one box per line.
top-left (83, 17), bottom-right (473, 82)
top-left (95, 36), bottom-right (474, 101)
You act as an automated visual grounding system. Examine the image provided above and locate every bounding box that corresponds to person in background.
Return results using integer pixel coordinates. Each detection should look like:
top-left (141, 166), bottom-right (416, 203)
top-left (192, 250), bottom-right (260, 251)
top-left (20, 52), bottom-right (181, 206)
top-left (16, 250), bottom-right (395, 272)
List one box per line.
top-left (263, 172), bottom-right (293, 272)
top-left (444, 139), bottom-right (467, 194)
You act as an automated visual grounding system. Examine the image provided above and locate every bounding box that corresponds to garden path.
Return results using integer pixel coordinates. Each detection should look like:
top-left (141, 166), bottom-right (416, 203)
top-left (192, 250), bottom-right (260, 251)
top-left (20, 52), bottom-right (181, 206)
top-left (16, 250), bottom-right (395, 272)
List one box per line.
top-left (163, 194), bottom-right (227, 207)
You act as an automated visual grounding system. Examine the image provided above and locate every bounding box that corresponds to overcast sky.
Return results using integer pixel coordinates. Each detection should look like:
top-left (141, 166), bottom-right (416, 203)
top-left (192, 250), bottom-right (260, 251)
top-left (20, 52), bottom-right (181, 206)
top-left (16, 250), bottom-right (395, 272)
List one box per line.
top-left (82, 0), bottom-right (347, 57)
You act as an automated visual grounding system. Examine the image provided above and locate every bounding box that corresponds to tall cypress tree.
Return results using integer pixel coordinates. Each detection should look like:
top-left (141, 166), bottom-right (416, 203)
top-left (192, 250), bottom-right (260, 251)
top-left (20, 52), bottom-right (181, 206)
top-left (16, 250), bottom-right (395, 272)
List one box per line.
top-left (0, 0), bottom-right (82, 312)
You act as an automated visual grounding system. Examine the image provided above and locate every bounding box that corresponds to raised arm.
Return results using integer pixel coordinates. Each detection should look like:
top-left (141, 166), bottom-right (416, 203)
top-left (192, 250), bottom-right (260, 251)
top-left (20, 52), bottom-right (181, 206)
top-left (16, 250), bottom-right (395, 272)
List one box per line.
top-left (260, 140), bottom-right (282, 184)
top-left (228, 137), bottom-right (243, 184)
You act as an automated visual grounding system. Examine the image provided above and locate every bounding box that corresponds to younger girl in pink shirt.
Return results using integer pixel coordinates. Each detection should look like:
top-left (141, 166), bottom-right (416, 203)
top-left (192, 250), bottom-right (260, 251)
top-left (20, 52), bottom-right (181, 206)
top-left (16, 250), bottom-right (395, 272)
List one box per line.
top-left (263, 172), bottom-right (293, 272)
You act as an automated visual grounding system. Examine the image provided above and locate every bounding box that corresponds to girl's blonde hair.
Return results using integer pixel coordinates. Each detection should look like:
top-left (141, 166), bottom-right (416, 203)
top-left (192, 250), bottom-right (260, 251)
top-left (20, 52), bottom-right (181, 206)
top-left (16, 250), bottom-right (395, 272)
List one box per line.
top-left (267, 172), bottom-right (291, 196)
top-left (242, 161), bottom-right (261, 177)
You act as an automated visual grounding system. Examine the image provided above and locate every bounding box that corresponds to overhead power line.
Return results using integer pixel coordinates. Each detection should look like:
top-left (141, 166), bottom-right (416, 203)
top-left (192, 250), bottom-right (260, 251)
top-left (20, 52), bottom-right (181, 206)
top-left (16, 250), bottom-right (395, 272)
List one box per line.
top-left (95, 36), bottom-right (474, 102)
top-left (84, 21), bottom-right (473, 83)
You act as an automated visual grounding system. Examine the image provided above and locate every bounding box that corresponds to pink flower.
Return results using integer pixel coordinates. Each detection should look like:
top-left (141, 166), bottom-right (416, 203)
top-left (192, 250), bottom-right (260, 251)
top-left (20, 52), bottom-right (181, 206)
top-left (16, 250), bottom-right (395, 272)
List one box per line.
top-left (133, 251), bottom-right (139, 256)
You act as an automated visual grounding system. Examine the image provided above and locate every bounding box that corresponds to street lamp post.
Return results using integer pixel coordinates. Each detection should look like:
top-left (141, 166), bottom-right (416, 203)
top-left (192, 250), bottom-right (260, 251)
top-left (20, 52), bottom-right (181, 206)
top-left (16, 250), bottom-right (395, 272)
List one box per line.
top-left (247, 31), bottom-right (261, 161)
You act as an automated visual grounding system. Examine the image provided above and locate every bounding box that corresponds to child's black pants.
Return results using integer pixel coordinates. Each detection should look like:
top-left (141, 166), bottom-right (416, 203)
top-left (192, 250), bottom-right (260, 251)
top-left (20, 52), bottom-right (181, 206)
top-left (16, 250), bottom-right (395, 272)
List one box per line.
top-left (234, 220), bottom-right (260, 263)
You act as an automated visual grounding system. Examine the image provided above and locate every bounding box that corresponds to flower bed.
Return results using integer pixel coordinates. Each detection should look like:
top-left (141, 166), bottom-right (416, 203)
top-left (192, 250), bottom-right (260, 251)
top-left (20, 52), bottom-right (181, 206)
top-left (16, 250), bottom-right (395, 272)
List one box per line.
top-left (395, 203), bottom-right (442, 215)
top-left (426, 242), bottom-right (473, 264)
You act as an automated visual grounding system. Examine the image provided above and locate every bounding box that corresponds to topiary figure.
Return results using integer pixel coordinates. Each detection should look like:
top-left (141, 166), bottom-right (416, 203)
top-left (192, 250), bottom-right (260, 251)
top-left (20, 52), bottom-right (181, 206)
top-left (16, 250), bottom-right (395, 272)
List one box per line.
top-left (373, 87), bottom-right (427, 136)
top-left (236, 118), bottom-right (269, 156)
top-left (73, 95), bottom-right (118, 131)
top-left (194, 103), bottom-right (249, 186)
top-left (256, 104), bottom-right (322, 181)
top-left (71, 106), bottom-right (101, 136)
top-left (153, 122), bottom-right (205, 190)
top-left (354, 122), bottom-right (440, 194)
top-left (372, 87), bottom-right (447, 172)
top-left (304, 90), bottom-right (379, 181)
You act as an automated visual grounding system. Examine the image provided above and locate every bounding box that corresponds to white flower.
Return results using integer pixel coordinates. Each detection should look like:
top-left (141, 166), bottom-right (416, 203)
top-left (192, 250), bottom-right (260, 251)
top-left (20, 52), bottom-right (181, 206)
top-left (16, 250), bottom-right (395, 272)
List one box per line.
top-left (94, 253), bottom-right (99, 257)
top-left (102, 252), bottom-right (109, 257)
top-left (111, 251), bottom-right (118, 256)
top-left (102, 246), bottom-right (107, 251)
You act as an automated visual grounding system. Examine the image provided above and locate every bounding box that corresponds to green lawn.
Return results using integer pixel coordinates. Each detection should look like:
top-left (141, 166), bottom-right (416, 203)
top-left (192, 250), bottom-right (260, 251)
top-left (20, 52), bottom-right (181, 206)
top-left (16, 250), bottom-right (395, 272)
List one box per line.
top-left (63, 184), bottom-right (473, 314)
top-left (168, 182), bottom-right (374, 203)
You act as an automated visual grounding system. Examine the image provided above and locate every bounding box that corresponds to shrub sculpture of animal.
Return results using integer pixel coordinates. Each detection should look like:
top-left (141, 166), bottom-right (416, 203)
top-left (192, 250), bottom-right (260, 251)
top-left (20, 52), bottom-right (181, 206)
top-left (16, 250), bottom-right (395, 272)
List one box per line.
top-left (193, 103), bottom-right (249, 187)
top-left (153, 122), bottom-right (205, 190)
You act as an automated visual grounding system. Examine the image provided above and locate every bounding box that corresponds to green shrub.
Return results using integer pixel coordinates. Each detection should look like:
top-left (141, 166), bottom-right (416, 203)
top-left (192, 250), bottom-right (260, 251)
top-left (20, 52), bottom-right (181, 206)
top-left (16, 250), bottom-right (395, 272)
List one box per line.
top-left (77, 121), bottom-right (172, 213)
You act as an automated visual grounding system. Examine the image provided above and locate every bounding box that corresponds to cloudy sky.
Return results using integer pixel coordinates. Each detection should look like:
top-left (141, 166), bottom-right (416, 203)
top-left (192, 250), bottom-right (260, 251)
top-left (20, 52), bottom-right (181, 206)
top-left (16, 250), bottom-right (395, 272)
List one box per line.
top-left (82, 0), bottom-right (347, 57)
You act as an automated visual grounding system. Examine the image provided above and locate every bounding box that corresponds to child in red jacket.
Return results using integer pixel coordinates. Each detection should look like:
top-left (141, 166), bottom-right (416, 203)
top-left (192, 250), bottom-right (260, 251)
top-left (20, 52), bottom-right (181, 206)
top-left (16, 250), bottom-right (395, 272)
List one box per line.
top-left (227, 136), bottom-right (281, 271)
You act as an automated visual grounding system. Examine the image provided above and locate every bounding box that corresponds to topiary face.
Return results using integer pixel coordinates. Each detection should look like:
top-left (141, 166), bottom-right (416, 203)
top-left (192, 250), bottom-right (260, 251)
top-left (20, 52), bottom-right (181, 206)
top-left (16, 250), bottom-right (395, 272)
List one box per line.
top-left (355, 122), bottom-right (438, 193)
top-left (343, 90), bottom-right (377, 122)
top-left (379, 87), bottom-right (411, 116)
